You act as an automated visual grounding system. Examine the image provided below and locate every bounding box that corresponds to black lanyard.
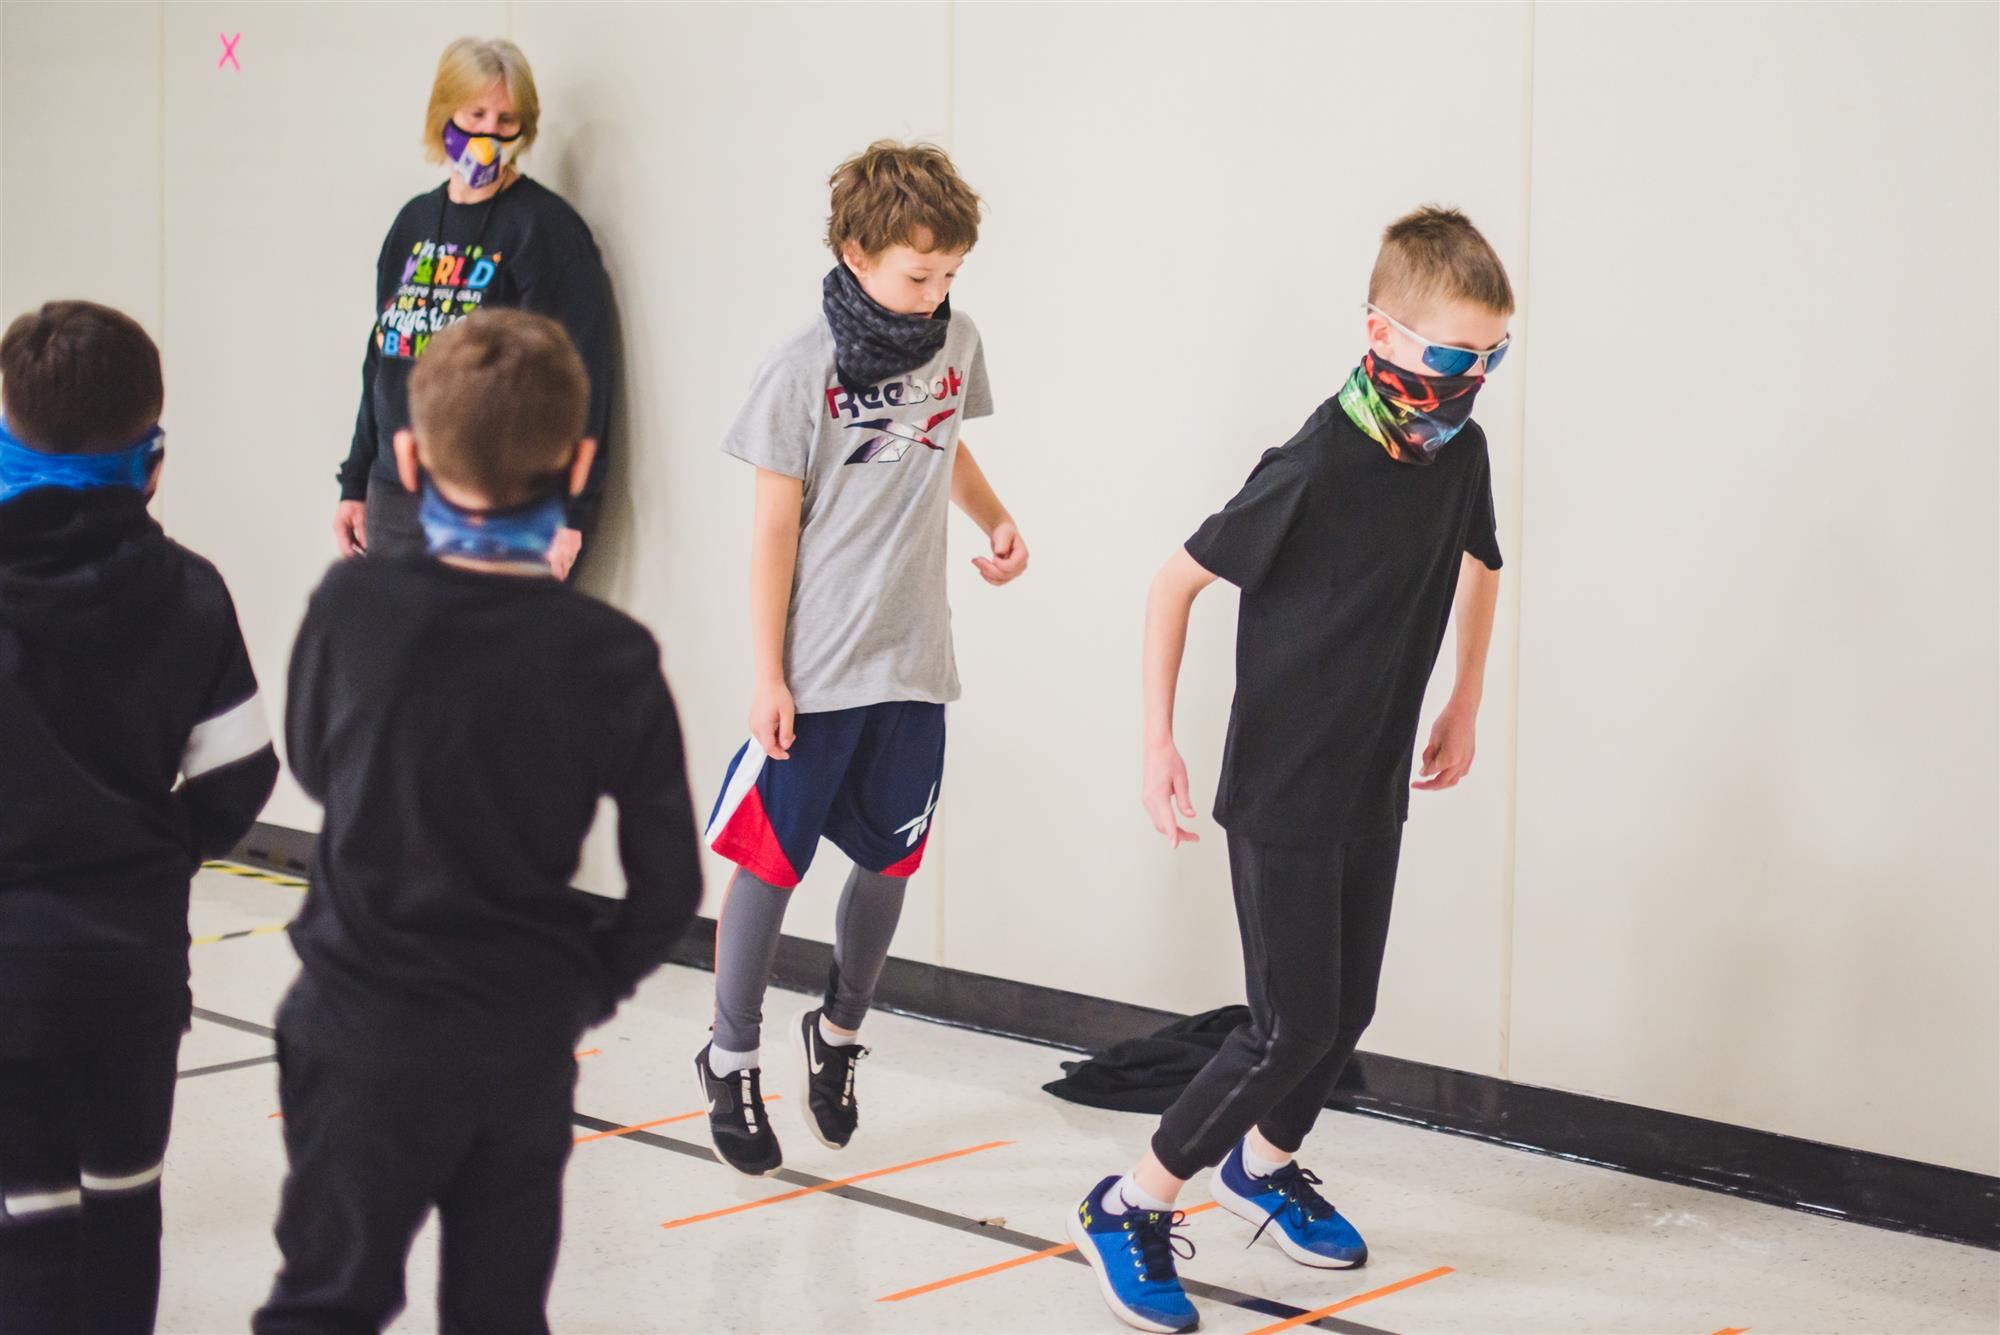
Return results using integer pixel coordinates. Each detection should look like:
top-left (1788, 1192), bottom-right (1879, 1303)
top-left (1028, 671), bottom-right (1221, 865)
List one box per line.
top-left (433, 174), bottom-right (510, 269)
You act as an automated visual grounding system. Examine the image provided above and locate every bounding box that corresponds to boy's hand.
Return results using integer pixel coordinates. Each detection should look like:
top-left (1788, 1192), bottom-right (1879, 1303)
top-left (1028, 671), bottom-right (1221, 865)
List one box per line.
top-left (1414, 702), bottom-right (1477, 791)
top-left (750, 679), bottom-right (796, 761)
top-left (972, 522), bottom-right (1029, 586)
top-left (548, 527), bottom-right (583, 580)
top-left (1142, 741), bottom-right (1201, 847)
top-left (333, 500), bottom-right (368, 558)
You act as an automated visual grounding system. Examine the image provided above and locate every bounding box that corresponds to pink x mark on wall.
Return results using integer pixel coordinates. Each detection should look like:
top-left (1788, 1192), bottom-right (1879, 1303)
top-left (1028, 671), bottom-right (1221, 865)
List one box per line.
top-left (218, 33), bottom-right (241, 71)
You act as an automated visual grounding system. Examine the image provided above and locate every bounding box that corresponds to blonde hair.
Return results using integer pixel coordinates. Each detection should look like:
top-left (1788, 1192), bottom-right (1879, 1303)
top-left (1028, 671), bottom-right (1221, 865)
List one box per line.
top-left (422, 38), bottom-right (540, 164)
top-left (1367, 206), bottom-right (1515, 317)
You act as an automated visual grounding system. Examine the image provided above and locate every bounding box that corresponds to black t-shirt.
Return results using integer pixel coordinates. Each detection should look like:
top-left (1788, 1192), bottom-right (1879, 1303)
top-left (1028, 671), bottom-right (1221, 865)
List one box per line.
top-left (339, 177), bottom-right (615, 531)
top-left (1185, 398), bottom-right (1503, 846)
top-left (283, 558), bottom-right (701, 1061)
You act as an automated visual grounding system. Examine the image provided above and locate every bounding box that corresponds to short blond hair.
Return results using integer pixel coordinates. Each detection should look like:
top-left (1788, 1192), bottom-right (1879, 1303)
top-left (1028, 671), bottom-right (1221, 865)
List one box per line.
top-left (1368, 206), bottom-right (1514, 317)
top-left (408, 311), bottom-right (587, 506)
top-left (422, 38), bottom-right (540, 164)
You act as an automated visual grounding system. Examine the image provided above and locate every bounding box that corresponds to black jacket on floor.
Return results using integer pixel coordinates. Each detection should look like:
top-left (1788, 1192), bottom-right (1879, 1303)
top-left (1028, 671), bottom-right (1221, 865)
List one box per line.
top-left (0, 488), bottom-right (278, 1023)
top-left (1043, 1006), bottom-right (1374, 1115)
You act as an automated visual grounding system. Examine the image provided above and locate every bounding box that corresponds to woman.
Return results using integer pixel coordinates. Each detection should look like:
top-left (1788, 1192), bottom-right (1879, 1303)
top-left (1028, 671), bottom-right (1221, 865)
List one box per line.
top-left (334, 37), bottom-right (612, 577)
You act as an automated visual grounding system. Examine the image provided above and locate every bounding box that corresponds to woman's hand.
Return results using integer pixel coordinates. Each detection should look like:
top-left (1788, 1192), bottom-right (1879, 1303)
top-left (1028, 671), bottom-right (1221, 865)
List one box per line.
top-left (333, 501), bottom-right (368, 558)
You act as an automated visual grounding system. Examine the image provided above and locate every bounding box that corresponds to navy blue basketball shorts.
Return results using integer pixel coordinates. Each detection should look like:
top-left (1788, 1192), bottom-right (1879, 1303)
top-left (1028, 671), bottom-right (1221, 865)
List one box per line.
top-left (705, 701), bottom-right (946, 889)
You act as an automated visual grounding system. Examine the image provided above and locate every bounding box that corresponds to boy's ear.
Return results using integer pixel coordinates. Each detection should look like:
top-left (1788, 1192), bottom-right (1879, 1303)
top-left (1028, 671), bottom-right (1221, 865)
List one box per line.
top-left (393, 429), bottom-right (421, 493)
top-left (568, 438), bottom-right (598, 499)
top-left (839, 239), bottom-right (868, 276)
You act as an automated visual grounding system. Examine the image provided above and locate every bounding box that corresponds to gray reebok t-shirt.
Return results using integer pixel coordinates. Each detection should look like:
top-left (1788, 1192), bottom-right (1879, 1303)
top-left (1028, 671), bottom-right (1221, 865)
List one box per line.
top-left (723, 311), bottom-right (993, 713)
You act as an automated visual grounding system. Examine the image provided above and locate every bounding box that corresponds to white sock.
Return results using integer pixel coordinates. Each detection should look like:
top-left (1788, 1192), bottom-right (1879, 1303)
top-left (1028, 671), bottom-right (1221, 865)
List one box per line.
top-left (1241, 1139), bottom-right (1292, 1180)
top-left (819, 1016), bottom-right (861, 1047)
top-left (708, 1043), bottom-right (758, 1077)
top-left (1108, 1174), bottom-right (1175, 1215)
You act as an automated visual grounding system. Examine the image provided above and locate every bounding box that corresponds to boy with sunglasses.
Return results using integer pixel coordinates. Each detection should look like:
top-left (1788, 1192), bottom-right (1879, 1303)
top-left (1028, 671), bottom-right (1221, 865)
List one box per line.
top-left (1068, 207), bottom-right (1511, 1333)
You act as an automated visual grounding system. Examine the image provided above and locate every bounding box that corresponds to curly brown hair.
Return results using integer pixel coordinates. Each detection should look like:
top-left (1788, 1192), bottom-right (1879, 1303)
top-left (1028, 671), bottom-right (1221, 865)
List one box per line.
top-left (826, 140), bottom-right (982, 260)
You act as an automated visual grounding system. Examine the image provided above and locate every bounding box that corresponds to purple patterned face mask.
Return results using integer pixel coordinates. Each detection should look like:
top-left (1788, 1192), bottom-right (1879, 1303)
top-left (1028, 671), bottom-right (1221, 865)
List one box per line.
top-left (442, 120), bottom-right (521, 190)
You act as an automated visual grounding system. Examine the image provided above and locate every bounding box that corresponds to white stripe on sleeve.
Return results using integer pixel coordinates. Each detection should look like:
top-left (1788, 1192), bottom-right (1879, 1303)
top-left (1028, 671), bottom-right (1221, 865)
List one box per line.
top-left (80, 1160), bottom-right (165, 1194)
top-left (182, 692), bottom-right (271, 781)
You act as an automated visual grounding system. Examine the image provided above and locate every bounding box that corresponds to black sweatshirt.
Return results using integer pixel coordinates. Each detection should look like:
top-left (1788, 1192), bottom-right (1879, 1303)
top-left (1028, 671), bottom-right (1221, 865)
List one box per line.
top-left (339, 177), bottom-right (615, 532)
top-left (283, 557), bottom-right (701, 1061)
top-left (0, 489), bottom-right (278, 1014)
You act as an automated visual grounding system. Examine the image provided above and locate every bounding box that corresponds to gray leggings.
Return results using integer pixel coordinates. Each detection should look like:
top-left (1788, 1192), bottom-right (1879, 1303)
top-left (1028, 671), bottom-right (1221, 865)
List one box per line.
top-left (711, 864), bottom-right (907, 1053)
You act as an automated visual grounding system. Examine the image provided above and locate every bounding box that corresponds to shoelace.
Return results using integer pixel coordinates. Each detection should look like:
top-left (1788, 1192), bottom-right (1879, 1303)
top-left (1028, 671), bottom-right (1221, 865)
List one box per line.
top-left (1126, 1209), bottom-right (1197, 1283)
top-left (1247, 1163), bottom-right (1337, 1247)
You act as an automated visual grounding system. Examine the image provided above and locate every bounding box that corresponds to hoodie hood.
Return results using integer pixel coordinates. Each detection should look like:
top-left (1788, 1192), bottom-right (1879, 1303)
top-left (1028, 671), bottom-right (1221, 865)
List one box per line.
top-left (0, 488), bottom-right (173, 641)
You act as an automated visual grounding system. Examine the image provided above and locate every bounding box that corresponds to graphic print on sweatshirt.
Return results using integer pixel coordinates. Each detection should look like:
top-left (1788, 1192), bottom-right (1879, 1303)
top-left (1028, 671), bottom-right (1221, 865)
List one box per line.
top-left (375, 239), bottom-right (506, 360)
top-left (827, 365), bottom-right (971, 465)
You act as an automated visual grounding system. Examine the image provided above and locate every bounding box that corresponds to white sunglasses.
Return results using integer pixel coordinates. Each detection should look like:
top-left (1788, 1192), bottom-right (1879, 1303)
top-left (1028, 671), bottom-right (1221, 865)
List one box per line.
top-left (1366, 304), bottom-right (1511, 377)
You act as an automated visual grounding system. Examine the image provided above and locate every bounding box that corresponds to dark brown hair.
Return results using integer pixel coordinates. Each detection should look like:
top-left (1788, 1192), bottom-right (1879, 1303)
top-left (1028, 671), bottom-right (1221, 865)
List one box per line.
top-left (406, 309), bottom-right (588, 504)
top-left (0, 301), bottom-right (164, 452)
top-left (826, 140), bottom-right (982, 259)
top-left (1368, 206), bottom-right (1515, 317)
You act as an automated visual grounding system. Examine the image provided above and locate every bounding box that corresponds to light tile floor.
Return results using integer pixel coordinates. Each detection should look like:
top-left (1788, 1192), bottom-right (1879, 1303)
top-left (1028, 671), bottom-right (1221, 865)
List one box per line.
top-left (160, 866), bottom-right (2000, 1335)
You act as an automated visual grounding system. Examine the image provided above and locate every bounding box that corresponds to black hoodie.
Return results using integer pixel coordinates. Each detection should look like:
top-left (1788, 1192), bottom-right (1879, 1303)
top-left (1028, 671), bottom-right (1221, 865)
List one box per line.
top-left (0, 488), bottom-right (278, 1016)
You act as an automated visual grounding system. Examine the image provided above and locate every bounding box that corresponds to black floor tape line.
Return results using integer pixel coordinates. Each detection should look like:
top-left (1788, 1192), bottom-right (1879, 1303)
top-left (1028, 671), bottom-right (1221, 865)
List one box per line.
top-left (193, 1006), bottom-right (1399, 1335)
top-left (177, 1053), bottom-right (279, 1081)
top-left (570, 1113), bottom-right (1398, 1335)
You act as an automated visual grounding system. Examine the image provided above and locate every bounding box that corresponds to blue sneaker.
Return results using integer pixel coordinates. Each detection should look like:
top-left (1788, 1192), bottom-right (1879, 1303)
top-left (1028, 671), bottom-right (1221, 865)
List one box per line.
top-left (1210, 1143), bottom-right (1367, 1269)
top-left (1066, 1177), bottom-right (1200, 1333)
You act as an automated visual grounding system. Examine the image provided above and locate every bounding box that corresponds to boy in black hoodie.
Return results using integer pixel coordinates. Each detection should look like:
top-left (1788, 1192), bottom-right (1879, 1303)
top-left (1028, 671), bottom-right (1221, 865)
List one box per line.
top-left (254, 309), bottom-right (703, 1335)
top-left (0, 300), bottom-right (279, 1334)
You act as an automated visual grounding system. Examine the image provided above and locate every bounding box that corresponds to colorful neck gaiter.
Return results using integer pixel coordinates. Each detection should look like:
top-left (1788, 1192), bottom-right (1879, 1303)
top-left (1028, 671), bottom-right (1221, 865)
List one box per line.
top-left (419, 478), bottom-right (563, 569)
top-left (442, 122), bottom-right (521, 191)
top-left (0, 419), bottom-right (162, 506)
top-left (1336, 351), bottom-right (1484, 466)
top-left (821, 263), bottom-right (951, 392)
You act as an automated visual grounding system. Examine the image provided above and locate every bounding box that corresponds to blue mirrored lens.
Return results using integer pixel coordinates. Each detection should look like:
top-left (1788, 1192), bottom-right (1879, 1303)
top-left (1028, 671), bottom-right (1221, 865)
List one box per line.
top-left (1483, 342), bottom-right (1509, 374)
top-left (1423, 346), bottom-right (1479, 376)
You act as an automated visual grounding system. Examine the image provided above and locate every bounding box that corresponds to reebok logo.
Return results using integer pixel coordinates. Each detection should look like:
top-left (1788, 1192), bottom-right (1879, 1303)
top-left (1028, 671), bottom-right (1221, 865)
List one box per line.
top-left (843, 409), bottom-right (957, 465)
top-left (824, 367), bottom-right (966, 422)
top-left (894, 784), bottom-right (939, 848)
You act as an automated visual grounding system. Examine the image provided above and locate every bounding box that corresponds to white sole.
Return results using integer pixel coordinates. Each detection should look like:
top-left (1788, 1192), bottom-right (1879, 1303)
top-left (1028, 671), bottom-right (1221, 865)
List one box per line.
top-left (794, 1007), bottom-right (850, 1152)
top-left (691, 1051), bottom-right (781, 1178)
top-left (1209, 1172), bottom-right (1362, 1270)
top-left (1064, 1206), bottom-right (1195, 1333)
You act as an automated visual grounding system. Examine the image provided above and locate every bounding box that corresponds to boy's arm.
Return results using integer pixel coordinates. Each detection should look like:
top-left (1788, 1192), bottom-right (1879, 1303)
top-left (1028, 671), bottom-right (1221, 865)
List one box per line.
top-left (1414, 555), bottom-right (1501, 792)
top-left (177, 595), bottom-right (279, 863)
top-left (748, 468), bottom-right (803, 760)
top-left (1142, 549), bottom-right (1220, 847)
top-left (951, 441), bottom-right (1028, 586)
top-left (516, 223), bottom-right (615, 546)
top-left (283, 594), bottom-right (332, 803)
top-left (592, 653), bottom-right (704, 1015)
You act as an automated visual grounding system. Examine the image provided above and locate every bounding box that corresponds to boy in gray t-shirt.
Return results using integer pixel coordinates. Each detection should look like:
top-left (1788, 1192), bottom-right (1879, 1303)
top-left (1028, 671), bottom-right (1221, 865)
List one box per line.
top-left (695, 141), bottom-right (1030, 1176)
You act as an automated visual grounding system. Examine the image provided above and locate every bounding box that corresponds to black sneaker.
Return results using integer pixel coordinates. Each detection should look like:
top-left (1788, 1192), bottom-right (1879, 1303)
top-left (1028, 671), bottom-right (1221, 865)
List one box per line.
top-left (692, 1042), bottom-right (781, 1176)
top-left (795, 1007), bottom-right (866, 1149)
